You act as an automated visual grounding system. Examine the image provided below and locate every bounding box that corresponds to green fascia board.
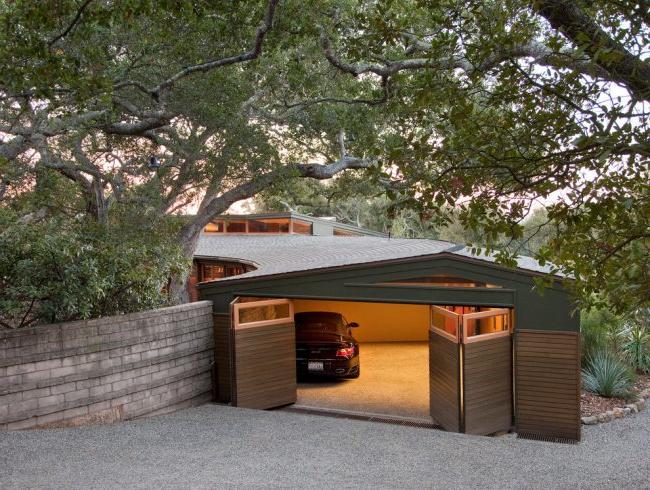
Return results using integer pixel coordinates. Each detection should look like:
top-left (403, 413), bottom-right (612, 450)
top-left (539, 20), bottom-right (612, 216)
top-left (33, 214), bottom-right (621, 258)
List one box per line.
top-left (199, 253), bottom-right (579, 332)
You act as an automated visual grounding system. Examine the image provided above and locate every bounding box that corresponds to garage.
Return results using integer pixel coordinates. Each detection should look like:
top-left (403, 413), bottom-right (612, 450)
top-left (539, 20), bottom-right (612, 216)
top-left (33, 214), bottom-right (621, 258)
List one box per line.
top-left (291, 300), bottom-right (432, 421)
top-left (197, 224), bottom-right (581, 441)
top-left (211, 292), bottom-right (516, 435)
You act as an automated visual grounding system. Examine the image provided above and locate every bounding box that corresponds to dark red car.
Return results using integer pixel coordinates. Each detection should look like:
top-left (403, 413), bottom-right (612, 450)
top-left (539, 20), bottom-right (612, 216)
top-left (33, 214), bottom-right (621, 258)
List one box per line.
top-left (295, 312), bottom-right (360, 379)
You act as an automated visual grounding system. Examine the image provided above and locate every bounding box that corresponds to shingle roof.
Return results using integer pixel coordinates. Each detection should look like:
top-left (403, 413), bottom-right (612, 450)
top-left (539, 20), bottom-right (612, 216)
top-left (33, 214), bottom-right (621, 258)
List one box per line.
top-left (195, 234), bottom-right (559, 281)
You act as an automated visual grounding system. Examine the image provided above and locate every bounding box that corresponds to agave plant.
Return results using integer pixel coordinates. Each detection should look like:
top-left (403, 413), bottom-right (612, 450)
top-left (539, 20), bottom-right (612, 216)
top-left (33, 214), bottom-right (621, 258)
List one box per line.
top-left (582, 350), bottom-right (635, 398)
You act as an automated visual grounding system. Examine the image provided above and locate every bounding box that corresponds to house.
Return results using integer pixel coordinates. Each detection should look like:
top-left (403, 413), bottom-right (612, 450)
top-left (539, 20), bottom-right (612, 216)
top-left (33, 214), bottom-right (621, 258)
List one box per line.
top-left (195, 212), bottom-right (581, 441)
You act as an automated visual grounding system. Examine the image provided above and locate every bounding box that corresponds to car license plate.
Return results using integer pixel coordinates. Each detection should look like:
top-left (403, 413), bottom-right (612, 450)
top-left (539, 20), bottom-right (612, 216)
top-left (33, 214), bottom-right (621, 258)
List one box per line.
top-left (308, 361), bottom-right (324, 371)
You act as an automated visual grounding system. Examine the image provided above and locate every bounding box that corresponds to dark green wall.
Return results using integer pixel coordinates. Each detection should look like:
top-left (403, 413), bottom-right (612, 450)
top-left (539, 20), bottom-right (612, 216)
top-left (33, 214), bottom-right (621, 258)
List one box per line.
top-left (199, 255), bottom-right (580, 332)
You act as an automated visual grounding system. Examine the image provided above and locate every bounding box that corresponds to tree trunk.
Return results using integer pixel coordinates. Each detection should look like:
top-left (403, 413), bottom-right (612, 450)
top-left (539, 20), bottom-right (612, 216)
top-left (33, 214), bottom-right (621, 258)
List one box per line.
top-left (168, 221), bottom-right (205, 304)
top-left (86, 179), bottom-right (108, 224)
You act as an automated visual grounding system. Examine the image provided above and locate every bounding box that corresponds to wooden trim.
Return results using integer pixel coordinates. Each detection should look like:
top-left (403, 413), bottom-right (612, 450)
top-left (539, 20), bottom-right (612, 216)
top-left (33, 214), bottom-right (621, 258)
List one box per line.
top-left (463, 329), bottom-right (510, 344)
top-left (431, 328), bottom-right (460, 343)
top-left (462, 308), bottom-right (510, 320)
top-left (462, 308), bottom-right (511, 344)
top-left (430, 305), bottom-right (461, 343)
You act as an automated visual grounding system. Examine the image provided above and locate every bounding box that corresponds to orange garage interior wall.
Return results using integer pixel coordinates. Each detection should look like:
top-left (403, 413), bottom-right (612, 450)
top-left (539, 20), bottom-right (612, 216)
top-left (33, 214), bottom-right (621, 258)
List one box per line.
top-left (292, 300), bottom-right (430, 342)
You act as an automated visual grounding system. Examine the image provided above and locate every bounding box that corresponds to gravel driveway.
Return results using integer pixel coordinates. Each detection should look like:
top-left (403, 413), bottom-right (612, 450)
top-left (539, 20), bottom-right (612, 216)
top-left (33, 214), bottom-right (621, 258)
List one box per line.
top-left (1, 404), bottom-right (649, 489)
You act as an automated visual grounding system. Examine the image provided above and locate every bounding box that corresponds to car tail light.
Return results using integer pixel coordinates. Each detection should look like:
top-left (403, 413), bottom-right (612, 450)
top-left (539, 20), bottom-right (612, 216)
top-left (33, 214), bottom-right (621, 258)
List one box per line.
top-left (336, 346), bottom-right (355, 359)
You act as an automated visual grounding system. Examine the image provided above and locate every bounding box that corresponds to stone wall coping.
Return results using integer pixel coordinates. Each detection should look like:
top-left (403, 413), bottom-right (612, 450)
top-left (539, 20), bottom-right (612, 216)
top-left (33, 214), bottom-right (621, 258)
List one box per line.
top-left (0, 301), bottom-right (213, 339)
top-left (0, 313), bottom-right (213, 368)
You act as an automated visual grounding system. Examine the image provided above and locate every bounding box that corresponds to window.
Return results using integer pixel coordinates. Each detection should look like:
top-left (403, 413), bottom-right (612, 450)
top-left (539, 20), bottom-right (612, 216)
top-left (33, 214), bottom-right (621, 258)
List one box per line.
top-left (200, 264), bottom-right (225, 281)
top-left (463, 309), bottom-right (510, 342)
top-left (225, 220), bottom-right (247, 233)
top-left (380, 275), bottom-right (501, 288)
top-left (431, 309), bottom-right (459, 341)
top-left (204, 221), bottom-right (224, 233)
top-left (431, 306), bottom-right (512, 343)
top-left (291, 219), bottom-right (312, 235)
top-left (234, 298), bottom-right (293, 328)
top-left (197, 261), bottom-right (249, 282)
top-left (248, 218), bottom-right (290, 233)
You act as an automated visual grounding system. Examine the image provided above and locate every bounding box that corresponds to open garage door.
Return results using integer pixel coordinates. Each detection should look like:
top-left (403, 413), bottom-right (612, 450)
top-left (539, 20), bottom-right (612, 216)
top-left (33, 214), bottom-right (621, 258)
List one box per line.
top-left (230, 298), bottom-right (297, 409)
top-left (462, 309), bottom-right (512, 435)
top-left (429, 306), bottom-right (462, 432)
top-left (430, 306), bottom-right (513, 434)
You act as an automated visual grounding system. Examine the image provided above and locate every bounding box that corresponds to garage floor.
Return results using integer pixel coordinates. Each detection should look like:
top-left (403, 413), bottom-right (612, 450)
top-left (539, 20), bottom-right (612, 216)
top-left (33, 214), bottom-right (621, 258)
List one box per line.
top-left (295, 342), bottom-right (430, 420)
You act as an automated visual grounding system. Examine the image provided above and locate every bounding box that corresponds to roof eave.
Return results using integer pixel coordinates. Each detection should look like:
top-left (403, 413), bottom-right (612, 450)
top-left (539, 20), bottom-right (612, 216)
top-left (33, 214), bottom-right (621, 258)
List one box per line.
top-left (197, 251), bottom-right (566, 290)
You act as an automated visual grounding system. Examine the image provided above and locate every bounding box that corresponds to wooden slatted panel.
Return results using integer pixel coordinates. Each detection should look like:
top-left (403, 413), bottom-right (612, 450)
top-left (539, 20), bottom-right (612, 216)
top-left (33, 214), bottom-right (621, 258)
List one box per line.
top-left (429, 331), bottom-right (461, 432)
top-left (515, 330), bottom-right (581, 441)
top-left (463, 335), bottom-right (512, 435)
top-left (233, 322), bottom-right (296, 409)
top-left (213, 313), bottom-right (231, 403)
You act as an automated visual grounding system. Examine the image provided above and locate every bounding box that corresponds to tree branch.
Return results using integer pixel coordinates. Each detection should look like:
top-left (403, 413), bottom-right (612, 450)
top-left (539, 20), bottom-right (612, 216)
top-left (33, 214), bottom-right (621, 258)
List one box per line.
top-left (0, 135), bottom-right (28, 160)
top-left (178, 154), bottom-right (376, 254)
top-left (148, 0), bottom-right (279, 98)
top-left (48, 0), bottom-right (95, 48)
top-left (323, 31), bottom-right (612, 81)
top-left (533, 0), bottom-right (650, 101)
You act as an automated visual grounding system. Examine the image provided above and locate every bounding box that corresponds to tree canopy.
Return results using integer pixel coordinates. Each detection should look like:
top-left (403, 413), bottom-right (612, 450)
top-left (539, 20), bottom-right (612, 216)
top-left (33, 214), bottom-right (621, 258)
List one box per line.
top-left (1, 0), bottom-right (648, 315)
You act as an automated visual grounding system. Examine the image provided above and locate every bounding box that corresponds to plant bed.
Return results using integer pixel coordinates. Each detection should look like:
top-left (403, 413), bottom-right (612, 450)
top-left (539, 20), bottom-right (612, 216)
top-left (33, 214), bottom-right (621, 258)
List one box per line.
top-left (632, 373), bottom-right (650, 393)
top-left (580, 392), bottom-right (627, 418)
top-left (581, 373), bottom-right (650, 425)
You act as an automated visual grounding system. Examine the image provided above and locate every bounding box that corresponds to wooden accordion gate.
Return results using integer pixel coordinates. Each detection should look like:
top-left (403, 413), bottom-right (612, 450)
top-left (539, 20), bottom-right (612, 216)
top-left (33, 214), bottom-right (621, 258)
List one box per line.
top-left (430, 306), bottom-right (513, 435)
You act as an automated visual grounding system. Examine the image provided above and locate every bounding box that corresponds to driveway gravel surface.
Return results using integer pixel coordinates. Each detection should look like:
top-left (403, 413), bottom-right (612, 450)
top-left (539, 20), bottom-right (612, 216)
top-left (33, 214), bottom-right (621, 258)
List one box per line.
top-left (1, 403), bottom-right (648, 489)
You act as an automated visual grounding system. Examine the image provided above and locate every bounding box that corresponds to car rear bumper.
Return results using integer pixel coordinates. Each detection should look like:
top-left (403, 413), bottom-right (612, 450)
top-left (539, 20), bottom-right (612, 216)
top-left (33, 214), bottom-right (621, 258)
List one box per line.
top-left (296, 356), bottom-right (359, 378)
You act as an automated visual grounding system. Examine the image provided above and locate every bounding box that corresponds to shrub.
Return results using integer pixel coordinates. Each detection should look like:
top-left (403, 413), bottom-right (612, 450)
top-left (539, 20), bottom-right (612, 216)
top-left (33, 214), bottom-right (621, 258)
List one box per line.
top-left (620, 310), bottom-right (650, 374)
top-left (0, 215), bottom-right (189, 329)
top-left (580, 305), bottom-right (625, 360)
top-left (582, 350), bottom-right (635, 398)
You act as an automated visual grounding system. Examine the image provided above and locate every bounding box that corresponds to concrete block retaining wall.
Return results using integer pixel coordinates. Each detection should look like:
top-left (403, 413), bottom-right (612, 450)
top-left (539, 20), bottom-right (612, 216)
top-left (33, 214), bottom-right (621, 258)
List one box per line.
top-left (0, 301), bottom-right (214, 430)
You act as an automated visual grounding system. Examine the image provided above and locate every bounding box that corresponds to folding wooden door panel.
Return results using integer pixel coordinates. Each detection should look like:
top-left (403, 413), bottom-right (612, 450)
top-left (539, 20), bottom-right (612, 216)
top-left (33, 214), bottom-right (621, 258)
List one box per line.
top-left (429, 306), bottom-right (462, 432)
top-left (231, 298), bottom-right (297, 409)
top-left (462, 309), bottom-right (513, 435)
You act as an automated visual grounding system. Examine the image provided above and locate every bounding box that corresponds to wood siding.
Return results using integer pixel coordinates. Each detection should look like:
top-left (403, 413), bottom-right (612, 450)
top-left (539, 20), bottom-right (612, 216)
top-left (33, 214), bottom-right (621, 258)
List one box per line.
top-left (429, 331), bottom-right (461, 432)
top-left (213, 313), bottom-right (232, 403)
top-left (233, 322), bottom-right (297, 409)
top-left (463, 335), bottom-right (512, 435)
top-left (515, 330), bottom-right (581, 441)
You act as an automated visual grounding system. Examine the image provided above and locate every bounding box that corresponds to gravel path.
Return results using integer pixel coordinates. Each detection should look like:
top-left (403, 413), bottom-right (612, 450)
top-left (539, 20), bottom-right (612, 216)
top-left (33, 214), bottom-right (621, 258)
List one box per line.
top-left (1, 404), bottom-right (649, 489)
